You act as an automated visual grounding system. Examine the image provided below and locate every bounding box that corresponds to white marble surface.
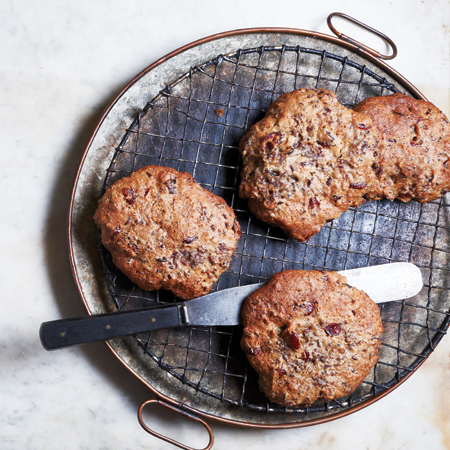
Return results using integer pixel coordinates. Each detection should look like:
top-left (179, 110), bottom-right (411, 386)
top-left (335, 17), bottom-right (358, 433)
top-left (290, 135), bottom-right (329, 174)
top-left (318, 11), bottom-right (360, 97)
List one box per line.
top-left (1, 1), bottom-right (449, 449)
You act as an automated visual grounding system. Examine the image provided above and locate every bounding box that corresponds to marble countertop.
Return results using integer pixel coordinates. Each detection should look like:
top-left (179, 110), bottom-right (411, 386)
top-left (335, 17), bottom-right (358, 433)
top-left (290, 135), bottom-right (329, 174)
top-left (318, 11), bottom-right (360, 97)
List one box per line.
top-left (1, 1), bottom-right (449, 449)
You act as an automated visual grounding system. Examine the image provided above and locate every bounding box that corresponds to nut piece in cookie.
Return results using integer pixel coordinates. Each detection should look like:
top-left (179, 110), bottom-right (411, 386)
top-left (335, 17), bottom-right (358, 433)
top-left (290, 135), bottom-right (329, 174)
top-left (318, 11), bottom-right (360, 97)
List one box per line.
top-left (94, 165), bottom-right (241, 300)
top-left (354, 93), bottom-right (450, 202)
top-left (238, 89), bottom-right (382, 242)
top-left (240, 270), bottom-right (383, 406)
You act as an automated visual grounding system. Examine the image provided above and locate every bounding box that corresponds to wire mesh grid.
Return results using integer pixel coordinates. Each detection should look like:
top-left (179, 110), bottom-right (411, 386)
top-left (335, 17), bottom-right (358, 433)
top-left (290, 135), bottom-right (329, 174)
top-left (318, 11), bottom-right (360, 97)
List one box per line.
top-left (100, 45), bottom-right (450, 416)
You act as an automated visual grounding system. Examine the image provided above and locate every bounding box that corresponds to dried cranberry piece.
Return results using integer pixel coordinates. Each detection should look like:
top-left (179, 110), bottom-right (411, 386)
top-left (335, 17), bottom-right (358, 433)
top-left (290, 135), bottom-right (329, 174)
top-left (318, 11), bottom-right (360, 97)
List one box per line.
top-left (301, 349), bottom-right (310, 362)
top-left (112, 226), bottom-right (121, 237)
top-left (301, 301), bottom-right (314, 315)
top-left (349, 182), bottom-right (368, 189)
top-left (260, 132), bottom-right (283, 154)
top-left (232, 219), bottom-right (241, 235)
top-left (277, 367), bottom-right (287, 376)
top-left (317, 140), bottom-right (331, 148)
top-left (123, 188), bottom-right (137, 204)
top-left (169, 253), bottom-right (179, 268)
top-left (372, 162), bottom-right (380, 174)
top-left (285, 331), bottom-right (301, 350)
top-left (326, 177), bottom-right (332, 186)
top-left (183, 235), bottom-right (198, 244)
top-left (243, 346), bottom-right (261, 356)
top-left (324, 323), bottom-right (342, 336)
top-left (357, 123), bottom-right (371, 130)
top-left (309, 197), bottom-right (320, 208)
top-left (164, 178), bottom-right (177, 194)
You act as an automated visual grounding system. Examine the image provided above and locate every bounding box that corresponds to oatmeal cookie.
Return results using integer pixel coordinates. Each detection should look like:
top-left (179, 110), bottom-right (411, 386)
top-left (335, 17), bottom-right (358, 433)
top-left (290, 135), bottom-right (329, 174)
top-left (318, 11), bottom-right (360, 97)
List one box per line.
top-left (94, 165), bottom-right (241, 300)
top-left (238, 89), bottom-right (382, 241)
top-left (354, 93), bottom-right (450, 202)
top-left (241, 270), bottom-right (383, 406)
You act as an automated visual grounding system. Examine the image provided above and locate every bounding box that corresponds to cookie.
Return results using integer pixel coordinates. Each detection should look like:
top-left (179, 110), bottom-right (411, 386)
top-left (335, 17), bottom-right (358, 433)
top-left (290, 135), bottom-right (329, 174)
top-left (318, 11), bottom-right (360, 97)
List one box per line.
top-left (238, 89), bottom-right (382, 241)
top-left (94, 165), bottom-right (241, 300)
top-left (354, 93), bottom-right (450, 202)
top-left (240, 270), bottom-right (383, 406)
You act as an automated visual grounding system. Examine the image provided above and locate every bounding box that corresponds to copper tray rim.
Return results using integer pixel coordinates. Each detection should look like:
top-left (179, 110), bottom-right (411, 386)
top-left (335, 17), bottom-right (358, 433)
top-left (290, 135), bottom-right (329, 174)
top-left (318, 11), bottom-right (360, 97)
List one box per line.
top-left (67, 26), bottom-right (429, 429)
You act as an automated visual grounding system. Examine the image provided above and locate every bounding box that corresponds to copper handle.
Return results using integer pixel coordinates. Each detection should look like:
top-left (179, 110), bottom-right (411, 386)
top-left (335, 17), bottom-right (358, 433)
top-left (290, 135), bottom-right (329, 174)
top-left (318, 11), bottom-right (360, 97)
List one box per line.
top-left (327, 12), bottom-right (398, 60)
top-left (138, 399), bottom-right (214, 450)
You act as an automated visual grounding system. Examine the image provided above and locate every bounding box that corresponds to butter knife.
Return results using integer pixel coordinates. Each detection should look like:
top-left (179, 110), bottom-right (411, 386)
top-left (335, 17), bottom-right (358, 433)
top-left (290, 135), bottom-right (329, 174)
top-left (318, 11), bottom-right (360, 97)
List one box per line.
top-left (40, 262), bottom-right (422, 350)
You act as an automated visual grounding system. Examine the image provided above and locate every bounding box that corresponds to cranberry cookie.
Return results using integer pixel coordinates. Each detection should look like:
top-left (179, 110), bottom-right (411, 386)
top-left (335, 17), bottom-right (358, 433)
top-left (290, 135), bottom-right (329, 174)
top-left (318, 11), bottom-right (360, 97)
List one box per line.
top-left (238, 89), bottom-right (382, 241)
top-left (94, 165), bottom-right (241, 300)
top-left (354, 93), bottom-right (450, 202)
top-left (241, 270), bottom-right (383, 406)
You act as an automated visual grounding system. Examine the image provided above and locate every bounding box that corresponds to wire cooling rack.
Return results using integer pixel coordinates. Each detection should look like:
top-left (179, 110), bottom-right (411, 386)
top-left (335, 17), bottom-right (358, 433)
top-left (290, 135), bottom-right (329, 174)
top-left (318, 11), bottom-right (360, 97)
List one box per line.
top-left (99, 45), bottom-right (450, 416)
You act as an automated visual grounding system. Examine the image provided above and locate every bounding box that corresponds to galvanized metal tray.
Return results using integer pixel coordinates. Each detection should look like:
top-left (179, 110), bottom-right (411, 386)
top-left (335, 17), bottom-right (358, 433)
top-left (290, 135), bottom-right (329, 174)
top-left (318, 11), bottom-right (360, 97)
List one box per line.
top-left (68, 15), bottom-right (450, 449)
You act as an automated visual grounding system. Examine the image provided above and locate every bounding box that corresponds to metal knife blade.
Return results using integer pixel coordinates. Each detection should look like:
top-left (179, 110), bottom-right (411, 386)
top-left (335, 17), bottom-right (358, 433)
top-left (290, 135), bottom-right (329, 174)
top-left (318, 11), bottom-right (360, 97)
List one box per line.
top-left (40, 262), bottom-right (422, 350)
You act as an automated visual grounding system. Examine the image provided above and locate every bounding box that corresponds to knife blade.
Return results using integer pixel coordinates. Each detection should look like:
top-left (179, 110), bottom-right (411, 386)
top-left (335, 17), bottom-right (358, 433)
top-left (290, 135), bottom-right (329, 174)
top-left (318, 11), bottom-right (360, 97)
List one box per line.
top-left (40, 262), bottom-right (422, 350)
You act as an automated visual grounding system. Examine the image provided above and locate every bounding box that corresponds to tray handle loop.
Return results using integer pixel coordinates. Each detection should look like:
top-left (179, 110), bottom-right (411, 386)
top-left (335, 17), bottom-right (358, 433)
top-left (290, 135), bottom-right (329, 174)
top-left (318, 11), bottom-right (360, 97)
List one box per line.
top-left (327, 12), bottom-right (398, 60)
top-left (138, 399), bottom-right (214, 450)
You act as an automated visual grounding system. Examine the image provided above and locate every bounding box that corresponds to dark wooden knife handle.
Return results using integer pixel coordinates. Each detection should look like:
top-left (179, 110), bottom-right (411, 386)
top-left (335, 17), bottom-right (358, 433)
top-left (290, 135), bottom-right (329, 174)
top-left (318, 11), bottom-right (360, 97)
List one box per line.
top-left (40, 305), bottom-right (183, 350)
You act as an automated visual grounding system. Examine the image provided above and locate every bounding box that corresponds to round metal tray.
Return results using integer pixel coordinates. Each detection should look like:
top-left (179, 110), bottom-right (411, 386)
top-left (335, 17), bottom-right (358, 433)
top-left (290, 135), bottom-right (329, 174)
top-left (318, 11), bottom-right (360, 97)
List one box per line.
top-left (68, 26), bottom-right (450, 432)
